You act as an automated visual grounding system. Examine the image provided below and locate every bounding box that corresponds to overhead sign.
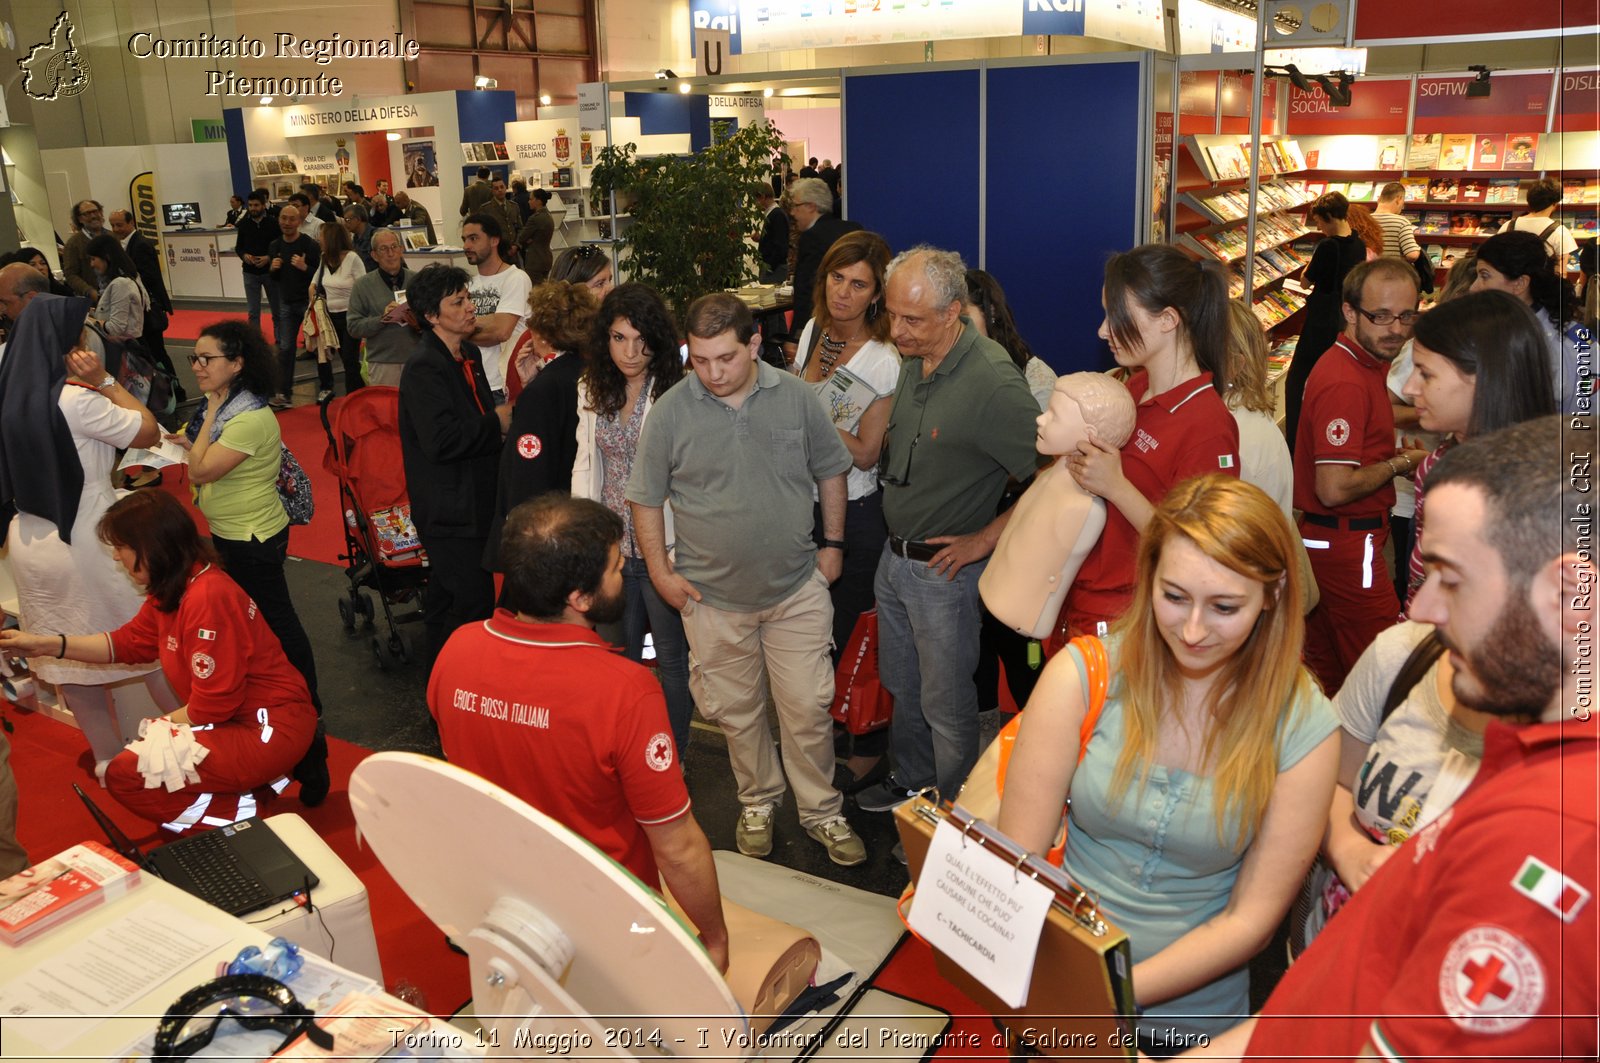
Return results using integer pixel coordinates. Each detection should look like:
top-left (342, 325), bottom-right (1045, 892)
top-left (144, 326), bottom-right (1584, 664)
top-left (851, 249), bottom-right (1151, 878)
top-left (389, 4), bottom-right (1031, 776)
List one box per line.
top-left (1356, 0), bottom-right (1598, 42)
top-left (1414, 73), bottom-right (1554, 132)
top-left (577, 82), bottom-right (606, 132)
top-left (281, 99), bottom-right (422, 138)
top-left (691, 0), bottom-right (743, 56)
top-left (695, 28), bottom-right (731, 78)
top-left (1286, 77), bottom-right (1411, 134)
top-left (732, 0), bottom-right (1165, 54)
top-left (191, 118), bottom-right (227, 143)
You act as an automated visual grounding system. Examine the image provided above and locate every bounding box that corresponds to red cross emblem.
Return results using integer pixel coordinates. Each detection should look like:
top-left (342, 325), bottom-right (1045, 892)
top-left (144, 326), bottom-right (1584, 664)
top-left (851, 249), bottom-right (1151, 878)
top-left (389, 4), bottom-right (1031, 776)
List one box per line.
top-left (644, 731), bottom-right (674, 772)
top-left (1439, 926), bottom-right (1545, 1033)
top-left (1326, 417), bottom-right (1351, 447)
top-left (517, 434), bottom-right (542, 460)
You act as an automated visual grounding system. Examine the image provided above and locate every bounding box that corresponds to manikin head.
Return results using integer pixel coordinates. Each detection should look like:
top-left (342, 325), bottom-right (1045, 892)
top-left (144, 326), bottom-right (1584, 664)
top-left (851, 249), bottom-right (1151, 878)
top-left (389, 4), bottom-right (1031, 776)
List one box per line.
top-left (1036, 372), bottom-right (1137, 456)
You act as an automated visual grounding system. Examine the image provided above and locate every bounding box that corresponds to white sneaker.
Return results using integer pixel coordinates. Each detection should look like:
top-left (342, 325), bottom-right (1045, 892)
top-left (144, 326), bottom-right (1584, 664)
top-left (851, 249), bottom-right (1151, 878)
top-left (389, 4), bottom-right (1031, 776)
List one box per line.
top-left (806, 815), bottom-right (867, 867)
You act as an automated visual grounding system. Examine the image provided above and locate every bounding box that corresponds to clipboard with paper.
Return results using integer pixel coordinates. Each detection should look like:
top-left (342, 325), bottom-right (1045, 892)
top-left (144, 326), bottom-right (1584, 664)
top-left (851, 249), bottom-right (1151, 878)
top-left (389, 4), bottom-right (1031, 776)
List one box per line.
top-left (894, 794), bottom-right (1137, 1060)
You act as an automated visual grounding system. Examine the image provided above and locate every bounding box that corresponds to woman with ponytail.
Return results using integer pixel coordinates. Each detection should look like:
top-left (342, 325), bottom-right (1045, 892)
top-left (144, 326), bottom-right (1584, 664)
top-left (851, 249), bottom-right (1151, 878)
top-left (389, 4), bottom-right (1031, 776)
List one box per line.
top-left (1059, 244), bottom-right (1241, 639)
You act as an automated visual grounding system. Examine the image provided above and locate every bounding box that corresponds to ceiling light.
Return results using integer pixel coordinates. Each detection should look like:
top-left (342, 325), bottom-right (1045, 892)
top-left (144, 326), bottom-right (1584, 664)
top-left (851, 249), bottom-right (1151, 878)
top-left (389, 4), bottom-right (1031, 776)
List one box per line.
top-left (678, 81), bottom-right (691, 94)
top-left (763, 87), bottom-right (773, 98)
top-left (538, 93), bottom-right (552, 106)
top-left (386, 132), bottom-right (401, 141)
top-left (473, 75), bottom-right (497, 90)
top-left (260, 95), bottom-right (273, 105)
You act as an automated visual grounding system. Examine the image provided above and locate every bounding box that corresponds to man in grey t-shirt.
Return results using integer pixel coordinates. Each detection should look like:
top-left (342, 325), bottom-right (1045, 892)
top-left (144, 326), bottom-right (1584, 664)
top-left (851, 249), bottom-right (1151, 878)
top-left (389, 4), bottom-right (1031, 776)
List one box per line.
top-left (627, 293), bottom-right (866, 867)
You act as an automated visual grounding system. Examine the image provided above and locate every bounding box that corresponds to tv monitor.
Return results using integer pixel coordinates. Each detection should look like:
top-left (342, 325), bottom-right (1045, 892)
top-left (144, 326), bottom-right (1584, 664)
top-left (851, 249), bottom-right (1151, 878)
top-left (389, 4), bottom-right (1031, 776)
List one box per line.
top-left (162, 202), bottom-right (201, 228)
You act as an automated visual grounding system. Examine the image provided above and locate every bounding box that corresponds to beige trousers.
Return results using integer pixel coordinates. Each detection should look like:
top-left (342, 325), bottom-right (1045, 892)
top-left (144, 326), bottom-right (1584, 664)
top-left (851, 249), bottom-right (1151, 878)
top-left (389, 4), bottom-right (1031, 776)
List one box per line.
top-left (681, 568), bottom-right (842, 826)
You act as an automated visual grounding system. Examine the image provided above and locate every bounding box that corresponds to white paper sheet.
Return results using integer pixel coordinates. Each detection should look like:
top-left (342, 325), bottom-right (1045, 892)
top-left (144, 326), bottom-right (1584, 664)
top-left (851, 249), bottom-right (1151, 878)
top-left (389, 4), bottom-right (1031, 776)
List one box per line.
top-left (118, 438), bottom-right (191, 471)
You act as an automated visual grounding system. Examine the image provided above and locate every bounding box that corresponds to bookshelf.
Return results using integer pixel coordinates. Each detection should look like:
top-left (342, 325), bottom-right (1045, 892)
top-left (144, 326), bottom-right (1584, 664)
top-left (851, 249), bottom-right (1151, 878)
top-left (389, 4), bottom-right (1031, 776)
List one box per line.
top-left (1173, 134), bottom-right (1313, 332)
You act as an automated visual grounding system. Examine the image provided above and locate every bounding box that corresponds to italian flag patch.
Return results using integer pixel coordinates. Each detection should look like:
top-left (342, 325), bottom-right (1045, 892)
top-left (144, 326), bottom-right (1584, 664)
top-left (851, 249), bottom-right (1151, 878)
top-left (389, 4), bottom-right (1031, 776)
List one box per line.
top-left (1512, 856), bottom-right (1590, 923)
top-left (1218, 454), bottom-right (1235, 469)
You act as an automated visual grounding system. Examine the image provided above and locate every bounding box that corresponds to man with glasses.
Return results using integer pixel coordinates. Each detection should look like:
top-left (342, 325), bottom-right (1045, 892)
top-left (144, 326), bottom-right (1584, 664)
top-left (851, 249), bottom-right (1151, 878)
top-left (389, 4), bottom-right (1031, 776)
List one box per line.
top-left (348, 229), bottom-right (416, 387)
top-left (61, 200), bottom-right (106, 300)
top-left (854, 246), bottom-right (1039, 821)
top-left (1293, 258), bottom-right (1432, 693)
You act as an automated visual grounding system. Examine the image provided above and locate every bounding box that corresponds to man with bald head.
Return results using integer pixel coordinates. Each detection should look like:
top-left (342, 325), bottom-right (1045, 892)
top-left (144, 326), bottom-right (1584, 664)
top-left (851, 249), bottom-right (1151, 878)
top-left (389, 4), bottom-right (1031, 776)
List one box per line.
top-left (348, 228), bottom-right (417, 387)
top-left (393, 191), bottom-right (436, 245)
top-left (0, 263), bottom-right (49, 362)
top-left (854, 245), bottom-right (1041, 821)
top-left (267, 202), bottom-right (320, 408)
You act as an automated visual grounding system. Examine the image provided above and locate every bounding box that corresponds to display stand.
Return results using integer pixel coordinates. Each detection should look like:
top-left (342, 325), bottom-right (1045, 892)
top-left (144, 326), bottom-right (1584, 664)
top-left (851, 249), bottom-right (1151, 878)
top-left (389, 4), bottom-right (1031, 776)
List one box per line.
top-left (348, 752), bottom-right (749, 1060)
top-left (1173, 133), bottom-right (1313, 328)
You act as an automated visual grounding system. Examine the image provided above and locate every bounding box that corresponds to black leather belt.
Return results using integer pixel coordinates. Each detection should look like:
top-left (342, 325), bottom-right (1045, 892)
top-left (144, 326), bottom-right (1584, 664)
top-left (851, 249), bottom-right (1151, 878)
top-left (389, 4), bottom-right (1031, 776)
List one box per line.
top-left (1302, 513), bottom-right (1385, 531)
top-left (888, 535), bottom-right (941, 562)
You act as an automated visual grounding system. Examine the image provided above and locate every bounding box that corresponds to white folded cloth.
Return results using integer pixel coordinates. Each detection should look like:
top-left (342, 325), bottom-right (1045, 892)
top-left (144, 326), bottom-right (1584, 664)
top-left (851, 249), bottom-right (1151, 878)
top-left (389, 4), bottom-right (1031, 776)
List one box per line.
top-left (129, 716), bottom-right (211, 792)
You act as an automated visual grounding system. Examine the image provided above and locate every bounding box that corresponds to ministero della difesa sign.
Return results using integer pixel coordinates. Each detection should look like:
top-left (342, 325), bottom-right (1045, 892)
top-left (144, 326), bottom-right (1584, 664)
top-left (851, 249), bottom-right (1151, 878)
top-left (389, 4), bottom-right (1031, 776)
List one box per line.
top-left (126, 31), bottom-right (423, 98)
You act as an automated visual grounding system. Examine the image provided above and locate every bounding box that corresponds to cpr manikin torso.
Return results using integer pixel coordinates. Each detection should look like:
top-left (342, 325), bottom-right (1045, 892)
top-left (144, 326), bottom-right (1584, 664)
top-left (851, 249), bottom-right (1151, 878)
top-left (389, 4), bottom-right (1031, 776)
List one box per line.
top-left (980, 373), bottom-right (1137, 639)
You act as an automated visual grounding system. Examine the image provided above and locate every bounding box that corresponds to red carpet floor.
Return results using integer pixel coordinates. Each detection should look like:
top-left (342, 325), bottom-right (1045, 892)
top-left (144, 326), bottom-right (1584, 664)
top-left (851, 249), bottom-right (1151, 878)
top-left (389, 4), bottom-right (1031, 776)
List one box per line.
top-left (7, 705), bottom-right (470, 1012)
top-left (167, 307), bottom-right (276, 344)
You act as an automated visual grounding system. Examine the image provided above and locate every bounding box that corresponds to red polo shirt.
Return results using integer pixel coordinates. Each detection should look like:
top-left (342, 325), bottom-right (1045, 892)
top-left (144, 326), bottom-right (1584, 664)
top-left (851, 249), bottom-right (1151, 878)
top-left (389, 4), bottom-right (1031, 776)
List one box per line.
top-left (1246, 715), bottom-right (1599, 1061)
top-left (1293, 334), bottom-right (1399, 519)
top-left (427, 612), bottom-right (691, 888)
top-left (1070, 371), bottom-right (1239, 620)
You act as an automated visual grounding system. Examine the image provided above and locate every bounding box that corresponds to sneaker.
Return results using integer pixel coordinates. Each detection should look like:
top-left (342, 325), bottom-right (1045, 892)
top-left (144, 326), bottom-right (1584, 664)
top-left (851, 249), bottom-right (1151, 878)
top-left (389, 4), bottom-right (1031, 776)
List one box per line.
top-left (316, 388), bottom-right (335, 403)
top-left (854, 775), bottom-right (919, 813)
top-left (806, 815), bottom-right (867, 867)
top-left (735, 803), bottom-right (774, 858)
top-left (268, 394), bottom-right (292, 410)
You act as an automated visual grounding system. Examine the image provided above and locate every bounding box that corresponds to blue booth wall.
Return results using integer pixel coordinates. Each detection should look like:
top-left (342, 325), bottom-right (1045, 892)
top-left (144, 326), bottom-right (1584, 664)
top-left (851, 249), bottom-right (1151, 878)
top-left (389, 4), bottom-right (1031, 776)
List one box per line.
top-left (844, 56), bottom-right (1147, 374)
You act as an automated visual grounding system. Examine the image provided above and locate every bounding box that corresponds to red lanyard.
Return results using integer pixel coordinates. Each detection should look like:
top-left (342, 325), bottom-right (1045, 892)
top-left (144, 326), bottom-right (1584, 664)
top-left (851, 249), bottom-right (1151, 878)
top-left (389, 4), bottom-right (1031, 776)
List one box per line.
top-left (457, 358), bottom-right (485, 416)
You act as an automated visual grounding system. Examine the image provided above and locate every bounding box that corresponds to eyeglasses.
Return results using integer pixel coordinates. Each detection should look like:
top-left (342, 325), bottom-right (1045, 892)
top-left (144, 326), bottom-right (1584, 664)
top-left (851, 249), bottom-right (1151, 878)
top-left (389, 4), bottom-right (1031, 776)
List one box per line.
top-left (1352, 307), bottom-right (1420, 327)
top-left (188, 353), bottom-right (228, 367)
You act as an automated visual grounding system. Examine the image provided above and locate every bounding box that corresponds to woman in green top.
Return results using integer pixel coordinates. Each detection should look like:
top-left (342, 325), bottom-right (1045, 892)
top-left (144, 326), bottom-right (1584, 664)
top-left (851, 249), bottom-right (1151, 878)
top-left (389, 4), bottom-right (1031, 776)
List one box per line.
top-left (999, 475), bottom-right (1338, 1052)
top-left (167, 321), bottom-right (328, 804)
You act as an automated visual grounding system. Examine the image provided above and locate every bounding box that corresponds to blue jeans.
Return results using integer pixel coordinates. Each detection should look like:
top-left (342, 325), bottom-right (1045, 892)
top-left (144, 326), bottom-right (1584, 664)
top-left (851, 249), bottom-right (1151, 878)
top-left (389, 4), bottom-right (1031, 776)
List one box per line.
top-left (243, 271), bottom-right (280, 335)
top-left (874, 544), bottom-right (987, 799)
top-left (275, 297), bottom-right (308, 398)
top-left (622, 556), bottom-right (695, 755)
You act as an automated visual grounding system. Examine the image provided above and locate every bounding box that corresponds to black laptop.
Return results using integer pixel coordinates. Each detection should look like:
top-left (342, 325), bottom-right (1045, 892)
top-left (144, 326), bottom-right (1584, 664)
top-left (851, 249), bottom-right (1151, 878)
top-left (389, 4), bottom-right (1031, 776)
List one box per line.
top-left (74, 784), bottom-right (319, 917)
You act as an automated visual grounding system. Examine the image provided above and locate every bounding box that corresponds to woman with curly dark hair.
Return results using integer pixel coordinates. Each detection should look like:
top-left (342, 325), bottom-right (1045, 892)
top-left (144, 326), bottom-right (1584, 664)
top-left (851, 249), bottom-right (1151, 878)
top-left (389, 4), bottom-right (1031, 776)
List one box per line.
top-left (487, 280), bottom-right (601, 565)
top-left (165, 320), bottom-right (328, 804)
top-left (570, 283), bottom-right (694, 752)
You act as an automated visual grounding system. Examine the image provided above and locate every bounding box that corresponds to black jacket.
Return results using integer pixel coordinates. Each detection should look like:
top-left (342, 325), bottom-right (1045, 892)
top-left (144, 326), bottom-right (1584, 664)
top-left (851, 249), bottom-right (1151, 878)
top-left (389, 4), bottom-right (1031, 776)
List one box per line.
top-left (483, 349), bottom-right (584, 569)
top-left (758, 205), bottom-right (790, 271)
top-left (233, 212), bottom-right (278, 275)
top-left (791, 214), bottom-right (862, 338)
top-left (399, 330), bottom-right (502, 540)
top-left (125, 232), bottom-right (172, 313)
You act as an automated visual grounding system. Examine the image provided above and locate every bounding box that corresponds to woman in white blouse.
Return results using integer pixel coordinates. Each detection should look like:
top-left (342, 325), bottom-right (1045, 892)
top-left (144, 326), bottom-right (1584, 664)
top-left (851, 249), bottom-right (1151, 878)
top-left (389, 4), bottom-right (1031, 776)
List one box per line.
top-left (310, 220), bottom-right (367, 401)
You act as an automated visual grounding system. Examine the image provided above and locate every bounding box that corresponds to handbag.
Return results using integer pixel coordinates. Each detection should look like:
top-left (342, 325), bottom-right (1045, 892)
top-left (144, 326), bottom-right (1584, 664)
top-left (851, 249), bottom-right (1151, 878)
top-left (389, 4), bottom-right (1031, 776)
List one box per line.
top-left (954, 633), bottom-right (1108, 867)
top-left (276, 444), bottom-right (315, 526)
top-left (828, 608), bottom-right (893, 736)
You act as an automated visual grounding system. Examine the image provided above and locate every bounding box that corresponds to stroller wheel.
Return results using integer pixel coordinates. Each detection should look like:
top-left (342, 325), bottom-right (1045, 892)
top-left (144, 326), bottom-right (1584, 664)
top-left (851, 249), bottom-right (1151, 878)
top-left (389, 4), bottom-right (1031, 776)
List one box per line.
top-left (356, 590), bottom-right (377, 627)
top-left (371, 634), bottom-right (395, 671)
top-left (391, 630), bottom-right (412, 664)
top-left (337, 596), bottom-right (356, 632)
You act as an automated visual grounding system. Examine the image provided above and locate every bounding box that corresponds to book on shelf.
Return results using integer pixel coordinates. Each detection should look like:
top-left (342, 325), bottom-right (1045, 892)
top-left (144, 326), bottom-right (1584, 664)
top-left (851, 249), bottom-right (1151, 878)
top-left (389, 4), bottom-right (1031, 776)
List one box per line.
top-left (1478, 215), bottom-right (1503, 236)
top-left (1472, 135), bottom-right (1505, 170)
top-left (1305, 180), bottom-right (1327, 200)
top-left (1449, 212), bottom-right (1479, 235)
top-left (1280, 140), bottom-right (1307, 170)
top-left (1425, 244), bottom-right (1445, 267)
top-left (1417, 212), bottom-right (1452, 235)
top-left (1346, 181), bottom-right (1374, 202)
top-left (1407, 133), bottom-right (1443, 169)
top-left (1564, 179), bottom-right (1586, 204)
top-left (1485, 178), bottom-right (1522, 205)
top-left (1568, 214), bottom-right (1600, 239)
top-left (1401, 177), bottom-right (1429, 203)
top-left (1580, 181), bottom-right (1600, 205)
top-left (1376, 135), bottom-right (1405, 171)
top-left (1456, 180), bottom-right (1487, 203)
top-left (1503, 134), bottom-right (1539, 170)
top-left (1207, 143), bottom-right (1248, 180)
top-left (1439, 134), bottom-right (1474, 171)
top-left (0, 841), bottom-right (142, 945)
top-left (1426, 177), bottom-right (1458, 202)
top-left (1325, 182), bottom-right (1350, 198)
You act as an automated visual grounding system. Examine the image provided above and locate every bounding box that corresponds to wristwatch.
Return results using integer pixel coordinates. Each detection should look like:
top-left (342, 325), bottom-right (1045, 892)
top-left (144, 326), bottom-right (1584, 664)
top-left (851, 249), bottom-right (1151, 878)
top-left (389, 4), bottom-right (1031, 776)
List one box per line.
top-left (821, 538), bottom-right (847, 551)
top-left (96, 375), bottom-right (116, 391)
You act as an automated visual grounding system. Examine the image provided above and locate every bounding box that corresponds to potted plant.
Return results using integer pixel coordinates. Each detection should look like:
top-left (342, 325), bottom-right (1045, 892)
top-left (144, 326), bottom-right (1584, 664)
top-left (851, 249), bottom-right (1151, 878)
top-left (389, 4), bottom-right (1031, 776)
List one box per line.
top-left (589, 119), bottom-right (787, 323)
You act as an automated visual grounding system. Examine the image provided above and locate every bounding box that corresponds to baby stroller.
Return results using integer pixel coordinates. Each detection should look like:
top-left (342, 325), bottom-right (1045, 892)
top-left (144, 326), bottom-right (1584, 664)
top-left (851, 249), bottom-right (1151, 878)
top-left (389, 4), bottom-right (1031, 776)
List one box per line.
top-left (320, 387), bottom-right (427, 670)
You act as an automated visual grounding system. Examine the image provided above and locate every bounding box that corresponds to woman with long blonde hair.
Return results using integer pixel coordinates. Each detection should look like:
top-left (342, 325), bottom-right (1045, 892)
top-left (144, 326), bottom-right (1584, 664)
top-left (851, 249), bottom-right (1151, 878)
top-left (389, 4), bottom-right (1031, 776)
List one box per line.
top-left (999, 475), bottom-right (1338, 1051)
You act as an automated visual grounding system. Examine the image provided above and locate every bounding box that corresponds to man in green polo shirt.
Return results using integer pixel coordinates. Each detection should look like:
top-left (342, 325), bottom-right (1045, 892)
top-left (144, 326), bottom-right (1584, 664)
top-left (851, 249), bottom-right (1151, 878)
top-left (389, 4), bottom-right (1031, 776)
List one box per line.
top-left (627, 293), bottom-right (868, 867)
top-left (855, 246), bottom-right (1041, 817)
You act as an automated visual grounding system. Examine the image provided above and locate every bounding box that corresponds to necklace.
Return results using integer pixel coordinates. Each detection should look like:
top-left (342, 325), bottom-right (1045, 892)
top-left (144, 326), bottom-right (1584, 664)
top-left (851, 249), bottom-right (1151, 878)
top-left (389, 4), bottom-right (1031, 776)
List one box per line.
top-left (817, 327), bottom-right (859, 375)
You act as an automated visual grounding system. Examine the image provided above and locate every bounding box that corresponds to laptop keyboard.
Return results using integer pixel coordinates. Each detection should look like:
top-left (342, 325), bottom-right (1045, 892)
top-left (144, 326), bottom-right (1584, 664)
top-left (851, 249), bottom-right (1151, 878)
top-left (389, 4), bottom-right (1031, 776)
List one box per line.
top-left (166, 830), bottom-right (276, 912)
